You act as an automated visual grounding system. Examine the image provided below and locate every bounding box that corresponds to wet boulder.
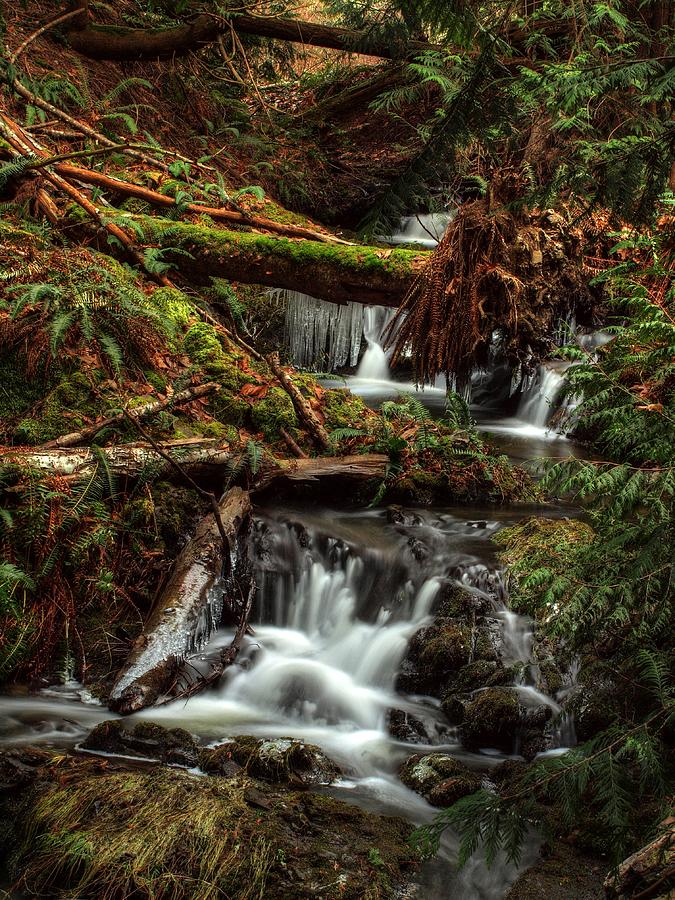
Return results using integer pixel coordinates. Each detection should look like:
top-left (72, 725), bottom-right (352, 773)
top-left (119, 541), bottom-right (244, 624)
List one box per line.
top-left (199, 736), bottom-right (341, 786)
top-left (81, 720), bottom-right (199, 767)
top-left (396, 621), bottom-right (473, 696)
top-left (400, 753), bottom-right (481, 807)
top-left (387, 709), bottom-right (430, 744)
top-left (460, 688), bottom-right (523, 751)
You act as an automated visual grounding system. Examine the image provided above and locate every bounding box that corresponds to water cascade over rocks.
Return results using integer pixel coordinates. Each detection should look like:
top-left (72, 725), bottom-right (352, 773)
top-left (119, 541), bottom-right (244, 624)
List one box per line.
top-left (0, 505), bottom-right (578, 897)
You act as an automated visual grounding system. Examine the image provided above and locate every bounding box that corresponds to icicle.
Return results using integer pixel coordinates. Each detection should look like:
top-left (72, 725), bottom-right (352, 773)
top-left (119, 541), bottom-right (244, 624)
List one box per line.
top-left (280, 289), bottom-right (365, 371)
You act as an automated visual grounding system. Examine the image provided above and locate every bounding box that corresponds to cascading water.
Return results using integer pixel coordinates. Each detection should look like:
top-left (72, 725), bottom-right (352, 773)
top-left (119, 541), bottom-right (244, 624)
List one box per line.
top-left (384, 212), bottom-right (455, 249)
top-left (516, 362), bottom-right (570, 429)
top-left (355, 306), bottom-right (396, 380)
top-left (0, 505), bottom-right (576, 898)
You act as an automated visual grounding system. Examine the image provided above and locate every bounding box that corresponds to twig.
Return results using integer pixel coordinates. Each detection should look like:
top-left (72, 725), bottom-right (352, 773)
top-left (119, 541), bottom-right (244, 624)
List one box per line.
top-left (9, 9), bottom-right (84, 64)
top-left (42, 381), bottom-right (221, 449)
top-left (121, 408), bottom-right (230, 552)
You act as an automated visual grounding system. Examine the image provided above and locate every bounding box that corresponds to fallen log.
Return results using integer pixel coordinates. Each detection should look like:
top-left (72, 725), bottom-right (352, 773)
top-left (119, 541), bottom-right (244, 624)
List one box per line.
top-left (131, 216), bottom-right (425, 307)
top-left (62, 13), bottom-right (569, 63)
top-left (0, 441), bottom-right (389, 485)
top-left (109, 487), bottom-right (252, 714)
top-left (63, 13), bottom-right (439, 61)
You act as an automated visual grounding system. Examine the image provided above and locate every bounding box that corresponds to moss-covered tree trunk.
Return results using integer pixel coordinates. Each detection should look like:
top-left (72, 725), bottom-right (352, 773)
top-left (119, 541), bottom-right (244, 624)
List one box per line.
top-left (133, 216), bottom-right (426, 306)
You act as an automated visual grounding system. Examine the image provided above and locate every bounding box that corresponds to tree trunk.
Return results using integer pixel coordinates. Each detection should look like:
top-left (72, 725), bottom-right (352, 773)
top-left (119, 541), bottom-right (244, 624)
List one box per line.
top-left (127, 215), bottom-right (424, 306)
top-left (109, 487), bottom-right (252, 713)
top-left (56, 165), bottom-right (348, 244)
top-left (64, 14), bottom-right (439, 61)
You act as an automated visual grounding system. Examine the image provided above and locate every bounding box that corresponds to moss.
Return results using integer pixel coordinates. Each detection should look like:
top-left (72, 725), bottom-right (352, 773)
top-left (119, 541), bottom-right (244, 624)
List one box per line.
top-left (418, 623), bottom-right (472, 674)
top-left (399, 753), bottom-right (481, 807)
top-left (200, 736), bottom-right (341, 786)
top-left (143, 370), bottom-right (168, 393)
top-left (495, 517), bottom-right (595, 618)
top-left (183, 321), bottom-right (224, 366)
top-left (183, 323), bottom-right (254, 392)
top-left (460, 688), bottom-right (522, 750)
top-left (0, 355), bottom-right (47, 427)
top-left (251, 387), bottom-right (297, 440)
top-left (144, 216), bottom-right (423, 277)
top-left (8, 756), bottom-right (414, 900)
top-left (151, 287), bottom-right (194, 330)
top-left (210, 391), bottom-right (251, 429)
top-left (152, 481), bottom-right (205, 552)
top-left (323, 388), bottom-right (372, 430)
top-left (14, 372), bottom-right (94, 445)
top-left (445, 659), bottom-right (509, 695)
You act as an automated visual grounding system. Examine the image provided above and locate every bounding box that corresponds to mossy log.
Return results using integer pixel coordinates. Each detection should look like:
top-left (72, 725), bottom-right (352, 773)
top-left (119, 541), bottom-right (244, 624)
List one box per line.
top-left (133, 216), bottom-right (426, 307)
top-left (109, 487), bottom-right (252, 714)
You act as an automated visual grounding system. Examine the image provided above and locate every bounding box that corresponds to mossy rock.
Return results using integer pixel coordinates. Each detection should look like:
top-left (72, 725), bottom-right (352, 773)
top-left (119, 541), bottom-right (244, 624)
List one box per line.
top-left (209, 389), bottom-right (251, 428)
top-left (400, 753), bottom-right (481, 807)
top-left (152, 481), bottom-right (205, 552)
top-left (6, 756), bottom-right (414, 899)
top-left (14, 372), bottom-right (94, 445)
top-left (460, 688), bottom-right (522, 751)
top-left (82, 720), bottom-right (198, 767)
top-left (183, 321), bottom-right (224, 367)
top-left (251, 386), bottom-right (298, 440)
top-left (444, 659), bottom-right (510, 696)
top-left (323, 388), bottom-right (371, 430)
top-left (150, 286), bottom-right (194, 331)
top-left (200, 736), bottom-right (341, 786)
top-left (418, 623), bottom-right (472, 674)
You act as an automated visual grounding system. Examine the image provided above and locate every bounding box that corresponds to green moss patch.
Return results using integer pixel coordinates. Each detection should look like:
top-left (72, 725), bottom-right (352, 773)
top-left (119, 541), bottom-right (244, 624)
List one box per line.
top-left (8, 758), bottom-right (415, 900)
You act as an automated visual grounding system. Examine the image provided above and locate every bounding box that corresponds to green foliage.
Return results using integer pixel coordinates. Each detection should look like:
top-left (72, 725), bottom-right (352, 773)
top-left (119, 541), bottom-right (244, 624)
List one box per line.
top-left (4, 255), bottom-right (167, 372)
top-left (0, 155), bottom-right (36, 191)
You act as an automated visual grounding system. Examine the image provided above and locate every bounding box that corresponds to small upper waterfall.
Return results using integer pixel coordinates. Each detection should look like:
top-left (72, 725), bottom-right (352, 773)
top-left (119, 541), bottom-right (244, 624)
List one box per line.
top-left (516, 363), bottom-right (569, 428)
top-left (385, 212), bottom-right (454, 248)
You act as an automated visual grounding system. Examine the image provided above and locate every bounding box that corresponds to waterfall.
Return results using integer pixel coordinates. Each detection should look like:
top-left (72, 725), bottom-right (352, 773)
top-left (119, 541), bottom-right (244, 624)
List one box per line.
top-left (356, 306), bottom-right (396, 380)
top-left (385, 212), bottom-right (454, 248)
top-left (516, 364), bottom-right (569, 428)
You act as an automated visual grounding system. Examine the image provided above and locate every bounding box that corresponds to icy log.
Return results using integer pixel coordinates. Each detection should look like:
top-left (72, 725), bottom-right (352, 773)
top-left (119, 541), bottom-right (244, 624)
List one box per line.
top-left (0, 442), bottom-right (388, 484)
top-left (109, 487), bottom-right (252, 714)
top-left (0, 439), bottom-right (235, 480)
top-left (133, 216), bottom-right (426, 307)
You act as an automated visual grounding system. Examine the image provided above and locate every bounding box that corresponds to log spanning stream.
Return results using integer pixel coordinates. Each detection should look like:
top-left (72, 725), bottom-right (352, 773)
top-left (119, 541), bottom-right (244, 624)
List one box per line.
top-left (0, 497), bottom-right (577, 898)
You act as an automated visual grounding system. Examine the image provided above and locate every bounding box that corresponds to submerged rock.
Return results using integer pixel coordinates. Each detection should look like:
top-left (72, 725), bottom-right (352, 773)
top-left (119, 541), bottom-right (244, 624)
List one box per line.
top-left (81, 720), bottom-right (199, 767)
top-left (4, 754), bottom-right (415, 900)
top-left (460, 688), bottom-right (523, 751)
top-left (400, 753), bottom-right (481, 807)
top-left (199, 735), bottom-right (341, 786)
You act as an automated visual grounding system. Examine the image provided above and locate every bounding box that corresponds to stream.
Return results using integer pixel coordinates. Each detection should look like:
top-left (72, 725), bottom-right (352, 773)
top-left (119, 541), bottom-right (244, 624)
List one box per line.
top-left (0, 214), bottom-right (588, 898)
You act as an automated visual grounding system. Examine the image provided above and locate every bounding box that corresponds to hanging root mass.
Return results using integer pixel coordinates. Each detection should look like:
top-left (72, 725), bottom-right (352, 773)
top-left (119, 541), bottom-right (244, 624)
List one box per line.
top-left (386, 198), bottom-right (526, 387)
